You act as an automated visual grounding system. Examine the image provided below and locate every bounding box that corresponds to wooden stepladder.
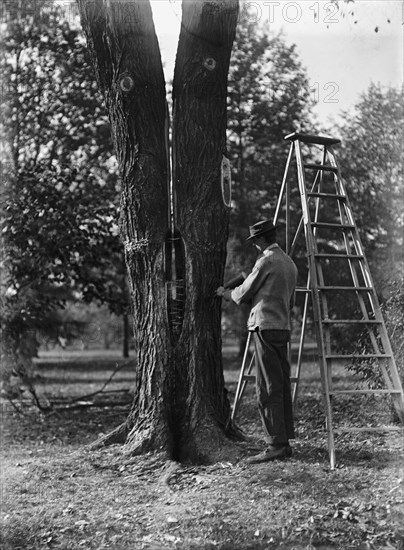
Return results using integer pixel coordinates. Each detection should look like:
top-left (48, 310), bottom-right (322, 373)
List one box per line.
top-left (232, 131), bottom-right (404, 469)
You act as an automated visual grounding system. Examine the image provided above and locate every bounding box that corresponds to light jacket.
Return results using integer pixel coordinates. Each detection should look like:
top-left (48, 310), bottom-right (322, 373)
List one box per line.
top-left (231, 244), bottom-right (298, 331)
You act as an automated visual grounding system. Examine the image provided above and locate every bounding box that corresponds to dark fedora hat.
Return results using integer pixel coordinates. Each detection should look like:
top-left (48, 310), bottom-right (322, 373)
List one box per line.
top-left (246, 219), bottom-right (278, 241)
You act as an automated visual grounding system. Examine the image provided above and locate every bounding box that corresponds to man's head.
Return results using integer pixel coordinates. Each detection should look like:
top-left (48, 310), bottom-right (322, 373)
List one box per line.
top-left (246, 219), bottom-right (278, 250)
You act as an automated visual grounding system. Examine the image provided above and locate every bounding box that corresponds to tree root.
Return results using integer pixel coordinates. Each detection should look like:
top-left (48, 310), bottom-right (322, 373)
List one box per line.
top-left (86, 412), bottom-right (175, 459)
top-left (124, 421), bottom-right (174, 458)
top-left (174, 417), bottom-right (245, 465)
top-left (88, 422), bottom-right (129, 449)
top-left (86, 413), bottom-right (246, 465)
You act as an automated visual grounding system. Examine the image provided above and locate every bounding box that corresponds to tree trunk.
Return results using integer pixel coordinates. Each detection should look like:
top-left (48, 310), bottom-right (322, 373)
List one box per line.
top-left (78, 0), bottom-right (173, 454)
top-left (122, 313), bottom-right (129, 359)
top-left (171, 0), bottom-right (239, 461)
top-left (78, 0), bottom-right (239, 463)
top-left (122, 270), bottom-right (130, 359)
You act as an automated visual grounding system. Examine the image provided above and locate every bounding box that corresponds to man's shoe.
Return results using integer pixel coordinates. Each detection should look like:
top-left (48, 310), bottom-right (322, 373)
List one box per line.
top-left (245, 445), bottom-right (287, 464)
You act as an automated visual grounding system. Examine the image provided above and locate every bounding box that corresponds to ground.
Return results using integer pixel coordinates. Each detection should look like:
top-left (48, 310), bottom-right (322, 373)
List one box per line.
top-left (1, 347), bottom-right (403, 550)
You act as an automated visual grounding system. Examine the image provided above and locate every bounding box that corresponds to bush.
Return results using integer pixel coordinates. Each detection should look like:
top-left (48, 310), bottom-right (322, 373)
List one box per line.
top-left (383, 276), bottom-right (404, 383)
top-left (346, 276), bottom-right (404, 418)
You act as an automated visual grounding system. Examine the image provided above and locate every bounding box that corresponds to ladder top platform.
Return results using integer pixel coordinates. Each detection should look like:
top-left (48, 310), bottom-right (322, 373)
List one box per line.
top-left (284, 131), bottom-right (341, 146)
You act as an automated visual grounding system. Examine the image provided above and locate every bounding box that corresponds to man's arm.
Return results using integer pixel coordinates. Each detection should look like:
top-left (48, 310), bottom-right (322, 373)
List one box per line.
top-left (216, 271), bottom-right (247, 301)
top-left (224, 272), bottom-right (247, 289)
top-left (229, 258), bottom-right (269, 305)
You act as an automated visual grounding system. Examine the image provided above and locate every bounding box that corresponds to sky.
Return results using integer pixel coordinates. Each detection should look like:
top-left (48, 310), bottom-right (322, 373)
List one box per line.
top-left (150, 0), bottom-right (403, 125)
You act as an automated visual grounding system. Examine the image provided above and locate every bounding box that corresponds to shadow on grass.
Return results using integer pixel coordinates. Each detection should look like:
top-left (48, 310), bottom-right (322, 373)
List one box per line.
top-left (39, 374), bottom-right (135, 385)
top-left (35, 358), bottom-right (135, 371)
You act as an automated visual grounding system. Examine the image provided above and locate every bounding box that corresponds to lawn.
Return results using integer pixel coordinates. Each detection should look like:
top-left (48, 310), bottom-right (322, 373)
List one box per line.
top-left (1, 347), bottom-right (403, 550)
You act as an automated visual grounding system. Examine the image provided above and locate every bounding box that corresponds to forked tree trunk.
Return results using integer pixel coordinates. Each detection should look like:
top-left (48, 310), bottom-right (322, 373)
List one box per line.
top-left (78, 0), bottom-right (239, 463)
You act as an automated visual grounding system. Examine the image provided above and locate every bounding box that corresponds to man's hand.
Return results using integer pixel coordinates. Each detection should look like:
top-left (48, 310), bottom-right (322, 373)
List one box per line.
top-left (216, 286), bottom-right (231, 300)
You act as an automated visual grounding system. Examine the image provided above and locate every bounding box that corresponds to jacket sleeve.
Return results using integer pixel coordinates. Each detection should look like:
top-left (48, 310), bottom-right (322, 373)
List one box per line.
top-left (230, 258), bottom-right (269, 305)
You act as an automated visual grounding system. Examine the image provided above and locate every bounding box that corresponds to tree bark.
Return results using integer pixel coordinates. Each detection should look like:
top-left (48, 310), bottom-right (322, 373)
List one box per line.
top-left (78, 0), bottom-right (239, 463)
top-left (171, 0), bottom-right (239, 461)
top-left (78, 0), bottom-right (173, 455)
top-left (122, 313), bottom-right (129, 359)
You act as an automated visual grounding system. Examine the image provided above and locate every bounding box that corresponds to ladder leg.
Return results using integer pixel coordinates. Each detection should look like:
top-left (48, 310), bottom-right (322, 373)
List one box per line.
top-left (232, 332), bottom-right (253, 421)
top-left (328, 428), bottom-right (336, 470)
top-left (274, 142), bottom-right (294, 226)
top-left (232, 353), bottom-right (255, 421)
top-left (296, 141), bottom-right (338, 468)
top-left (293, 281), bottom-right (310, 406)
top-left (312, 288), bottom-right (337, 469)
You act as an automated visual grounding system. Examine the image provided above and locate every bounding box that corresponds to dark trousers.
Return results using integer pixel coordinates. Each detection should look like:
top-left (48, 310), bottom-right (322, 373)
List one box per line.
top-left (253, 329), bottom-right (295, 446)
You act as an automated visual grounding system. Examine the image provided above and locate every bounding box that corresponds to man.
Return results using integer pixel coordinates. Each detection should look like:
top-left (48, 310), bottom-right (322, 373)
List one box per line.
top-left (217, 219), bottom-right (298, 462)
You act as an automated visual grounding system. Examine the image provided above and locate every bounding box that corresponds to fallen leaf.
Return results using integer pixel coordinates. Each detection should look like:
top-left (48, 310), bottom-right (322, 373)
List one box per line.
top-left (166, 515), bottom-right (179, 523)
top-left (163, 534), bottom-right (180, 542)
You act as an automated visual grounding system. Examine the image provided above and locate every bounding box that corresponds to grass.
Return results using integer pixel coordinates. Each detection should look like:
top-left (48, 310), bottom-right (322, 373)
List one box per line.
top-left (1, 347), bottom-right (403, 550)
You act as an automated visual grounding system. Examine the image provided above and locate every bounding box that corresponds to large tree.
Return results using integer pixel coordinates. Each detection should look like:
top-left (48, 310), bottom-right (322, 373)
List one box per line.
top-left (336, 83), bottom-right (403, 289)
top-left (334, 84), bottom-right (404, 379)
top-left (223, 14), bottom-right (315, 350)
top-left (77, 0), bottom-right (239, 462)
top-left (227, 22), bottom-right (314, 231)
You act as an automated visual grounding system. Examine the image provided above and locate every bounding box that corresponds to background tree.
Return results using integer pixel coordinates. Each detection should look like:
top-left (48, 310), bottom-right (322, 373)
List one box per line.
top-left (336, 83), bottom-right (403, 290)
top-left (0, 1), bottom-right (128, 402)
top-left (333, 83), bottom-right (404, 383)
top-left (223, 13), bottom-right (316, 350)
top-left (1, 1), bottom-right (112, 170)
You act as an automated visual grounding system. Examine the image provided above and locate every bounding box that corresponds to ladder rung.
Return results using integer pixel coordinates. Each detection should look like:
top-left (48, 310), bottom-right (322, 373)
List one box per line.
top-left (284, 131), bottom-right (341, 146)
top-left (315, 253), bottom-right (364, 260)
top-left (319, 287), bottom-right (374, 294)
top-left (334, 426), bottom-right (404, 433)
top-left (304, 163), bottom-right (339, 173)
top-left (308, 192), bottom-right (346, 200)
top-left (325, 354), bottom-right (391, 360)
top-left (311, 222), bottom-right (355, 230)
top-left (322, 319), bottom-right (382, 324)
top-left (329, 389), bottom-right (401, 395)
top-left (296, 287), bottom-right (310, 293)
